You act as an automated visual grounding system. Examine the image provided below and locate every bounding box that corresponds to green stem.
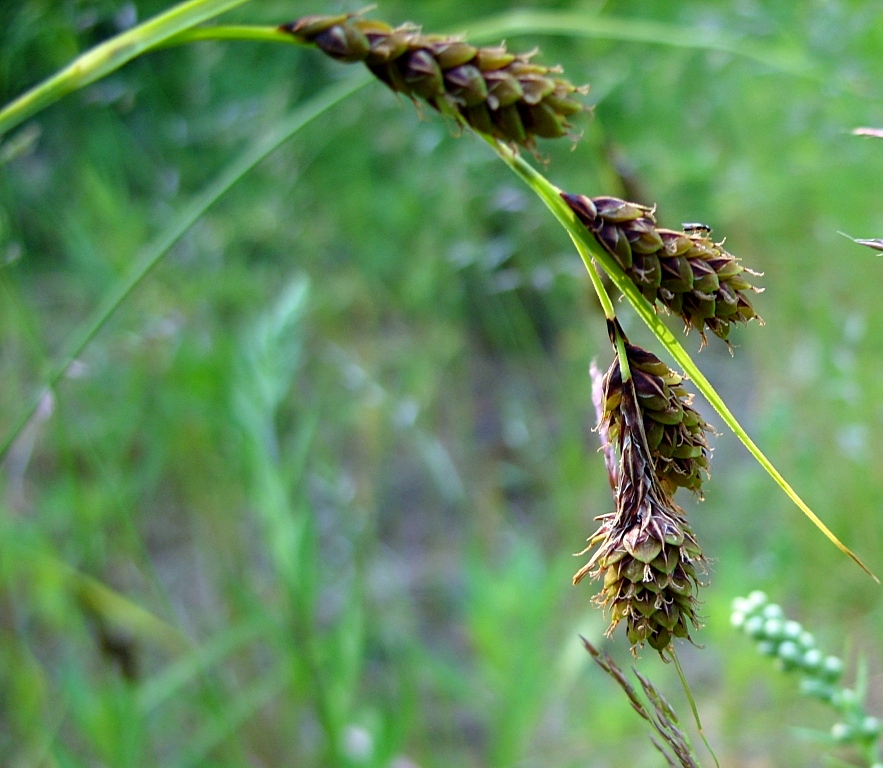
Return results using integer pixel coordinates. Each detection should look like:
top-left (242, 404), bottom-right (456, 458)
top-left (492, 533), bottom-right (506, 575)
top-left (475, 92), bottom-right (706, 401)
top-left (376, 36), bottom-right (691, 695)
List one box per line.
top-left (0, 0), bottom-right (253, 137)
top-left (612, 324), bottom-right (631, 382)
top-left (483, 137), bottom-right (619, 322)
top-left (157, 25), bottom-right (297, 48)
top-left (573, 236), bottom-right (618, 322)
top-left (672, 647), bottom-right (720, 768)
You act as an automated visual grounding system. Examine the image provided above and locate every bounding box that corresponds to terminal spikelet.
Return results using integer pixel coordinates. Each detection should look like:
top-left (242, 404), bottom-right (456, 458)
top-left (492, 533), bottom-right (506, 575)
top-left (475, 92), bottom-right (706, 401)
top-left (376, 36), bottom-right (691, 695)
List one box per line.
top-left (282, 13), bottom-right (590, 150)
top-left (562, 192), bottom-right (763, 344)
top-left (574, 381), bottom-right (704, 654)
top-left (576, 337), bottom-right (707, 655)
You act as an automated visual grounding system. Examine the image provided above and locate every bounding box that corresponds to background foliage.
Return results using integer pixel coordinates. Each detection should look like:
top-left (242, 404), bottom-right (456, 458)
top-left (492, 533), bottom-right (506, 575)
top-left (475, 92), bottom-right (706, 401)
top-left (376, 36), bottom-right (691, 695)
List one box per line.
top-left (1, 1), bottom-right (882, 766)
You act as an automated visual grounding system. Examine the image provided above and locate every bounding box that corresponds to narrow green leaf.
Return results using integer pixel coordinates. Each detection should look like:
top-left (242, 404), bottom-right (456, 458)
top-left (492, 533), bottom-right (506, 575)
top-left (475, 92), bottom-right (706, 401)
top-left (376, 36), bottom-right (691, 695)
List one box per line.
top-left (464, 10), bottom-right (821, 82)
top-left (171, 664), bottom-right (291, 768)
top-left (490, 139), bottom-right (877, 582)
top-left (0, 0), bottom-right (254, 137)
top-left (673, 647), bottom-right (721, 767)
top-left (138, 617), bottom-right (270, 711)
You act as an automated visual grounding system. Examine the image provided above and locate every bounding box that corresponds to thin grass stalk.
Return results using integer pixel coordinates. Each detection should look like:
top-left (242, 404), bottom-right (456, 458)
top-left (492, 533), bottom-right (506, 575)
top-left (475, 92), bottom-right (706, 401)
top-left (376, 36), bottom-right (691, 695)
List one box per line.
top-left (172, 665), bottom-right (292, 768)
top-left (136, 619), bottom-right (269, 711)
top-left (159, 25), bottom-right (293, 47)
top-left (462, 10), bottom-right (824, 84)
top-left (671, 648), bottom-right (720, 767)
top-left (233, 280), bottom-right (362, 764)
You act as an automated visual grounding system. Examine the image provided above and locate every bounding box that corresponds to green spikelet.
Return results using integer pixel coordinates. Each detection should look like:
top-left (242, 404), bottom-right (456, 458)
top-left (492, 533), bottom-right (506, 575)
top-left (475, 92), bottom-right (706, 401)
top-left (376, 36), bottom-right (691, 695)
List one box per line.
top-left (602, 343), bottom-right (712, 495)
top-left (281, 13), bottom-right (590, 150)
top-left (575, 375), bottom-right (705, 654)
top-left (561, 192), bottom-right (763, 344)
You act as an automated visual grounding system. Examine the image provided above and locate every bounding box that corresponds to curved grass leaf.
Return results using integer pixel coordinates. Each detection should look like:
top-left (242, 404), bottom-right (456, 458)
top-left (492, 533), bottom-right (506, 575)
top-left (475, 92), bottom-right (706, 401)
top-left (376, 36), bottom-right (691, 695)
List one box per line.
top-left (0, 0), bottom-right (254, 137)
top-left (463, 10), bottom-right (823, 83)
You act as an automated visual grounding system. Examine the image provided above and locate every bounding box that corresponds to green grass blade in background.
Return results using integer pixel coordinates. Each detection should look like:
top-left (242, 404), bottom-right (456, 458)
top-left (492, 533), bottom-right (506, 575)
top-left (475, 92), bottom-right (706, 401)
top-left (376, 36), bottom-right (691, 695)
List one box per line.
top-left (0, 74), bottom-right (369, 463)
top-left (230, 276), bottom-right (368, 764)
top-left (171, 666), bottom-right (292, 768)
top-left (464, 9), bottom-right (820, 81)
top-left (0, 0), bottom-right (253, 137)
top-left (2, 534), bottom-right (188, 653)
top-left (490, 140), bottom-right (877, 581)
top-left (137, 618), bottom-right (270, 711)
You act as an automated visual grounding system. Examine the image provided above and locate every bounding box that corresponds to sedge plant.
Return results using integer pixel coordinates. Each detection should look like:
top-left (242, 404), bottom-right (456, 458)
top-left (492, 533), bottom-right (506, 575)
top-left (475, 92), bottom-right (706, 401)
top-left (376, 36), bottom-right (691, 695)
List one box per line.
top-left (1, 1), bottom-right (880, 764)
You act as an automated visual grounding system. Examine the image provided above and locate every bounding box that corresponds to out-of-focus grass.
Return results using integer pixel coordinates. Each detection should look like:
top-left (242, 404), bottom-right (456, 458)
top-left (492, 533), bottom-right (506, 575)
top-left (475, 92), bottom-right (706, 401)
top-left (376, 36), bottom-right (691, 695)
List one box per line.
top-left (1, 1), bottom-right (882, 766)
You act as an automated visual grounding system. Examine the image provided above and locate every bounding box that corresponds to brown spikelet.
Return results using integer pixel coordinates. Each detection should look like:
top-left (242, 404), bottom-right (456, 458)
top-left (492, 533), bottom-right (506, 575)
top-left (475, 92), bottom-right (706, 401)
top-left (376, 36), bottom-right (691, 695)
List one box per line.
top-left (577, 337), bottom-right (706, 655)
top-left (602, 344), bottom-right (712, 496)
top-left (281, 13), bottom-right (590, 150)
top-left (575, 384), bottom-right (705, 654)
top-left (562, 192), bottom-right (763, 344)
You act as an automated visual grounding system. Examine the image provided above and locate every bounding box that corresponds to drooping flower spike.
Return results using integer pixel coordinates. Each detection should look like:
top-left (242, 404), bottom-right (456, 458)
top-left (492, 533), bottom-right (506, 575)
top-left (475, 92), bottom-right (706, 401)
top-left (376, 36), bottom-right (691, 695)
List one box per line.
top-left (563, 192), bottom-right (763, 345)
top-left (576, 323), bottom-right (708, 654)
top-left (282, 12), bottom-right (590, 150)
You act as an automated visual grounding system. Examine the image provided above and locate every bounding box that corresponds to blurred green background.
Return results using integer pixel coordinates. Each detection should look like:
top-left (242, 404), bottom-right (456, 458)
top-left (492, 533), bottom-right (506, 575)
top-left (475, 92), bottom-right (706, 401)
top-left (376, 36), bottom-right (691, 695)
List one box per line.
top-left (1, 1), bottom-right (882, 766)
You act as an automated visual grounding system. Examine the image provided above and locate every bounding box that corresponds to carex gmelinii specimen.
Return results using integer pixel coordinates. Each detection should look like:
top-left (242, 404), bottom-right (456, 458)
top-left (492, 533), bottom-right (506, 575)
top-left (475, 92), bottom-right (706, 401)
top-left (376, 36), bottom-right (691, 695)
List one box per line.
top-left (288, 9), bottom-right (767, 655)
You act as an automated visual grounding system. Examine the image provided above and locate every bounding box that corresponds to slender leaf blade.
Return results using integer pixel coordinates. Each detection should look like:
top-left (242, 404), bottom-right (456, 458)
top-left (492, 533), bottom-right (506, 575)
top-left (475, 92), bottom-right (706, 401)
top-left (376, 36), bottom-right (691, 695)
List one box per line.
top-left (0, 0), bottom-right (254, 136)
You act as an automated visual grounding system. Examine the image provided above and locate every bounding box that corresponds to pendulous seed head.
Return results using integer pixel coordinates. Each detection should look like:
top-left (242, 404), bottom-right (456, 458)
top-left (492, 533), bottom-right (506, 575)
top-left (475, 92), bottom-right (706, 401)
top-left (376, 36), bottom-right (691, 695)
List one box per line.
top-left (561, 192), bottom-right (763, 345)
top-left (577, 336), bottom-right (708, 655)
top-left (575, 375), bottom-right (705, 654)
top-left (281, 12), bottom-right (590, 151)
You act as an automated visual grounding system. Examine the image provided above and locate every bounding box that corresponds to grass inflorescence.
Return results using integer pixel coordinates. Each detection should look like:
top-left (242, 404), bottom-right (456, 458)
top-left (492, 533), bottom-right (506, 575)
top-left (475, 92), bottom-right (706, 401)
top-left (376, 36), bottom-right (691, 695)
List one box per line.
top-left (280, 11), bottom-right (590, 151)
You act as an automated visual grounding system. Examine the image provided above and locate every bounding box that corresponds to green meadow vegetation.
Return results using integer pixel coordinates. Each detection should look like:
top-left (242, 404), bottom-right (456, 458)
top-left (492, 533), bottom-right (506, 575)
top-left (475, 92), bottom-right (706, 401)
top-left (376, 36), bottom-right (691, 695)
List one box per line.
top-left (1, 1), bottom-right (882, 766)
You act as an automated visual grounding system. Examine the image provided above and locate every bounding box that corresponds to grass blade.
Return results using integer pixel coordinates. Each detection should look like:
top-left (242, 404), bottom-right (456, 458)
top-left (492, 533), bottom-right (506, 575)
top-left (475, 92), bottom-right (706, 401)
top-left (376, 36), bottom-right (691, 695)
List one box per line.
top-left (463, 10), bottom-right (820, 81)
top-left (0, 0), bottom-right (254, 137)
